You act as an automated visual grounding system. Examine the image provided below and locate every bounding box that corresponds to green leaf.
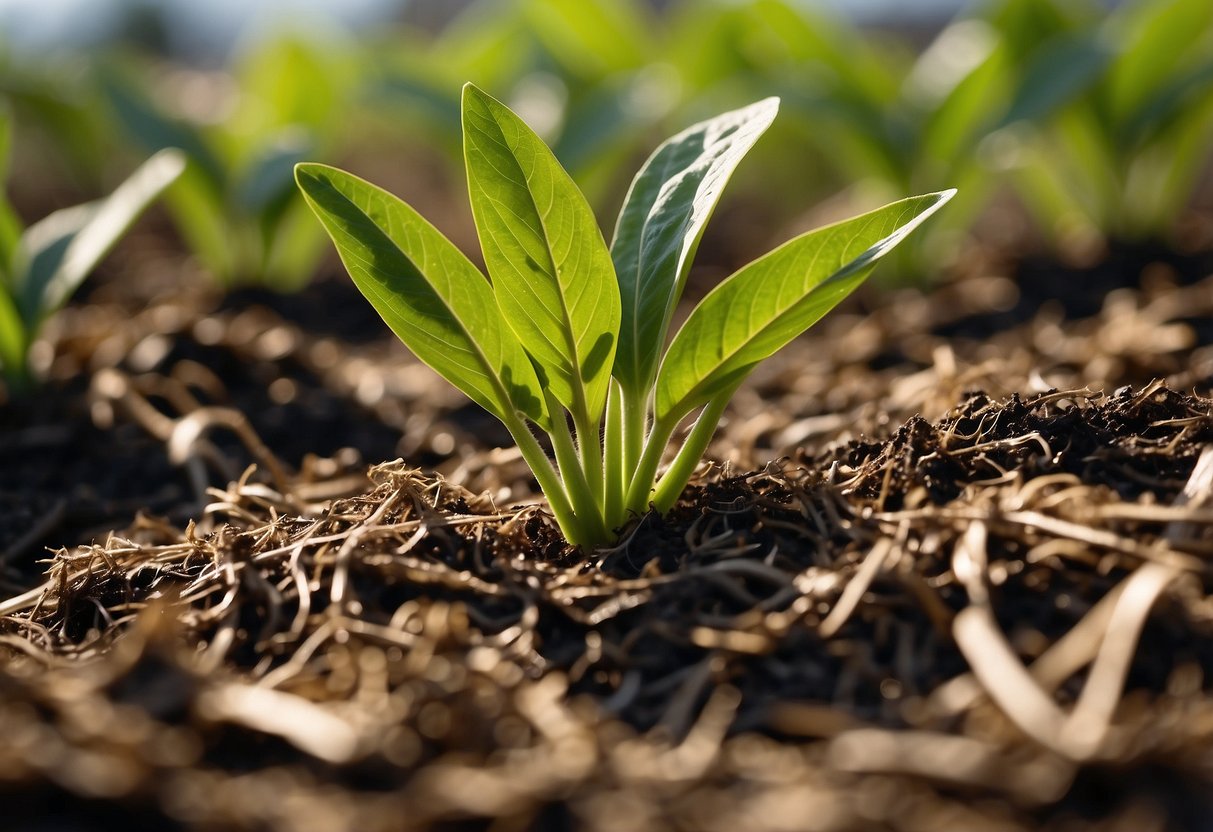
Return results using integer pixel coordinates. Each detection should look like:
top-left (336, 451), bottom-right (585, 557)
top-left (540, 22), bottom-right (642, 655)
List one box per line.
top-left (263, 198), bottom-right (329, 292)
top-left (13, 202), bottom-right (97, 319)
top-left (432, 0), bottom-right (531, 86)
top-left (523, 0), bottom-right (653, 78)
top-left (1121, 59), bottom-right (1213, 149)
top-left (0, 195), bottom-right (18, 282)
top-left (462, 83), bottom-right (620, 424)
top-left (295, 162), bottom-right (549, 428)
top-left (921, 44), bottom-right (1010, 172)
top-left (913, 21), bottom-right (1010, 168)
top-left (13, 148), bottom-right (185, 325)
top-left (0, 106), bottom-right (22, 278)
top-left (237, 130), bottom-right (313, 216)
top-left (239, 130), bottom-right (315, 272)
top-left (997, 32), bottom-right (1111, 128)
top-left (0, 286), bottom-right (24, 376)
top-left (655, 190), bottom-right (955, 422)
top-left (1105, 0), bottom-right (1213, 127)
top-left (551, 75), bottom-right (659, 176)
top-left (164, 163), bottom-right (235, 282)
top-left (371, 72), bottom-right (463, 146)
top-left (233, 36), bottom-right (344, 133)
top-left (99, 69), bottom-right (225, 189)
top-left (610, 96), bottom-right (778, 396)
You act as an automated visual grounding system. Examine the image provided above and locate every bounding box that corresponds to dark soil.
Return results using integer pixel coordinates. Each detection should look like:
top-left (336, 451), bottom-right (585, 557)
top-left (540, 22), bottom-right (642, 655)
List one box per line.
top-left (2, 241), bottom-right (1213, 830)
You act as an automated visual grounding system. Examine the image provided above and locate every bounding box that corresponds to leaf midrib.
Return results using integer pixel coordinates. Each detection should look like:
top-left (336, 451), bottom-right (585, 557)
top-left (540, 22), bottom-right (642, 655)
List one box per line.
top-left (315, 172), bottom-right (516, 416)
top-left (662, 211), bottom-right (893, 418)
top-left (473, 99), bottom-right (595, 404)
top-left (625, 141), bottom-right (686, 388)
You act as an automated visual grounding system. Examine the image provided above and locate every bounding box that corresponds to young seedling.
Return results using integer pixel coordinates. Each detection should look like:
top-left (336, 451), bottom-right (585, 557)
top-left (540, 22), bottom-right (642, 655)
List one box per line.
top-left (99, 37), bottom-right (351, 290)
top-left (0, 110), bottom-right (184, 392)
top-left (297, 84), bottom-right (953, 547)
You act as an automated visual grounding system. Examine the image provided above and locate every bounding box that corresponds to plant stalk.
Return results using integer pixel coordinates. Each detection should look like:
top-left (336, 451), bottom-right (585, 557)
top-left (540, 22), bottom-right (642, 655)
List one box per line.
top-left (621, 384), bottom-right (647, 480)
top-left (501, 413), bottom-right (592, 547)
top-left (546, 394), bottom-right (609, 544)
top-left (649, 392), bottom-right (733, 514)
top-left (602, 381), bottom-right (625, 533)
top-left (622, 412), bottom-right (680, 517)
top-left (573, 407), bottom-right (605, 507)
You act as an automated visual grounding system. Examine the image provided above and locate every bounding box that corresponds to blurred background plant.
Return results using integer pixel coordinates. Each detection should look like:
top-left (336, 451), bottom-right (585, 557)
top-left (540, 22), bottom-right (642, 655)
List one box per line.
top-left (97, 36), bottom-right (358, 289)
top-left (0, 0), bottom-right (1210, 291)
top-left (0, 104), bottom-right (183, 391)
top-left (983, 0), bottom-right (1213, 255)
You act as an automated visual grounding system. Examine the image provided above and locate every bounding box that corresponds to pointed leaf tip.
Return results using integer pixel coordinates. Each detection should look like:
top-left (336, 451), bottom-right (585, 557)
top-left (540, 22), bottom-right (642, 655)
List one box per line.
top-left (462, 79), bottom-right (620, 425)
top-left (655, 190), bottom-right (955, 421)
top-left (610, 96), bottom-right (783, 396)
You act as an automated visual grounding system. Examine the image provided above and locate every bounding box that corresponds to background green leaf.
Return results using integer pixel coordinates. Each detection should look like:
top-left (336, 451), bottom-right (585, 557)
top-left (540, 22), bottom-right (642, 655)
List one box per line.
top-left (656, 190), bottom-right (955, 421)
top-left (0, 106), bottom-right (22, 277)
top-left (996, 32), bottom-right (1110, 128)
top-left (295, 162), bottom-right (548, 428)
top-left (522, 0), bottom-right (652, 78)
top-left (100, 68), bottom-right (225, 189)
top-left (237, 130), bottom-right (314, 217)
top-left (610, 96), bottom-right (778, 396)
top-left (261, 197), bottom-right (331, 293)
top-left (916, 21), bottom-right (1008, 169)
top-left (13, 148), bottom-right (185, 325)
top-left (1104, 0), bottom-right (1213, 127)
top-left (12, 201), bottom-right (98, 320)
top-left (0, 287), bottom-right (24, 375)
top-left (462, 83), bottom-right (620, 423)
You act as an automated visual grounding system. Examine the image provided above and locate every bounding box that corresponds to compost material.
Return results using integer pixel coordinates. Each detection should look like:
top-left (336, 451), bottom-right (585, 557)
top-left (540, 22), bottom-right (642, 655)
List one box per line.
top-left (2, 250), bottom-right (1213, 830)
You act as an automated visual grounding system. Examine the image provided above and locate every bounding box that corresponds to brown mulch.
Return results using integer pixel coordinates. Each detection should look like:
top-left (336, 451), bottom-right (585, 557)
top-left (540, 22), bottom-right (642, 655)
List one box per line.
top-left (2, 244), bottom-right (1213, 829)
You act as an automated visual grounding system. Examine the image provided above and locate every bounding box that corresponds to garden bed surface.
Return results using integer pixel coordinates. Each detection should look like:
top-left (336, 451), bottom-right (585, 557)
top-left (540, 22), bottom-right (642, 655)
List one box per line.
top-left (2, 244), bottom-right (1213, 830)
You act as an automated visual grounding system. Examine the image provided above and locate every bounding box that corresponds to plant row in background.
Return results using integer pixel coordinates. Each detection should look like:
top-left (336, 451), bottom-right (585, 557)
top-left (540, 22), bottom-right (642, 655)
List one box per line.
top-left (2, 0), bottom-right (1210, 292)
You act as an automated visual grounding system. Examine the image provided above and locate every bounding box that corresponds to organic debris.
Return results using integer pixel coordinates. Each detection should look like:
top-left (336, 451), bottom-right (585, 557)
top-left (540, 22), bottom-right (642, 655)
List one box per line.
top-left (2, 381), bottom-right (1212, 830)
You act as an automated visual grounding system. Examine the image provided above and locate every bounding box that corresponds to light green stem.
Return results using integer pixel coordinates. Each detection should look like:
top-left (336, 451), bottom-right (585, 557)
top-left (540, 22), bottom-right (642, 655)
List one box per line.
top-left (573, 407), bottom-right (604, 507)
top-left (502, 413), bottom-right (591, 547)
top-left (611, 382), bottom-right (649, 529)
top-left (622, 412), bottom-right (679, 517)
top-left (650, 394), bottom-right (732, 514)
top-left (621, 384), bottom-right (647, 482)
top-left (546, 394), bottom-right (609, 544)
top-left (602, 381), bottom-right (625, 533)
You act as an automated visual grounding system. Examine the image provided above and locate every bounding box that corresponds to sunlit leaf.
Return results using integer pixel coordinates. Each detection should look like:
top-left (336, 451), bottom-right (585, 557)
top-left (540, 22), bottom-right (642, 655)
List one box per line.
top-left (295, 162), bottom-right (549, 428)
top-left (610, 96), bottom-right (778, 396)
top-left (656, 191), bottom-right (955, 421)
top-left (13, 148), bottom-right (185, 324)
top-left (1105, 0), bottom-right (1213, 126)
top-left (462, 83), bottom-right (619, 424)
top-left (0, 287), bottom-right (24, 374)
